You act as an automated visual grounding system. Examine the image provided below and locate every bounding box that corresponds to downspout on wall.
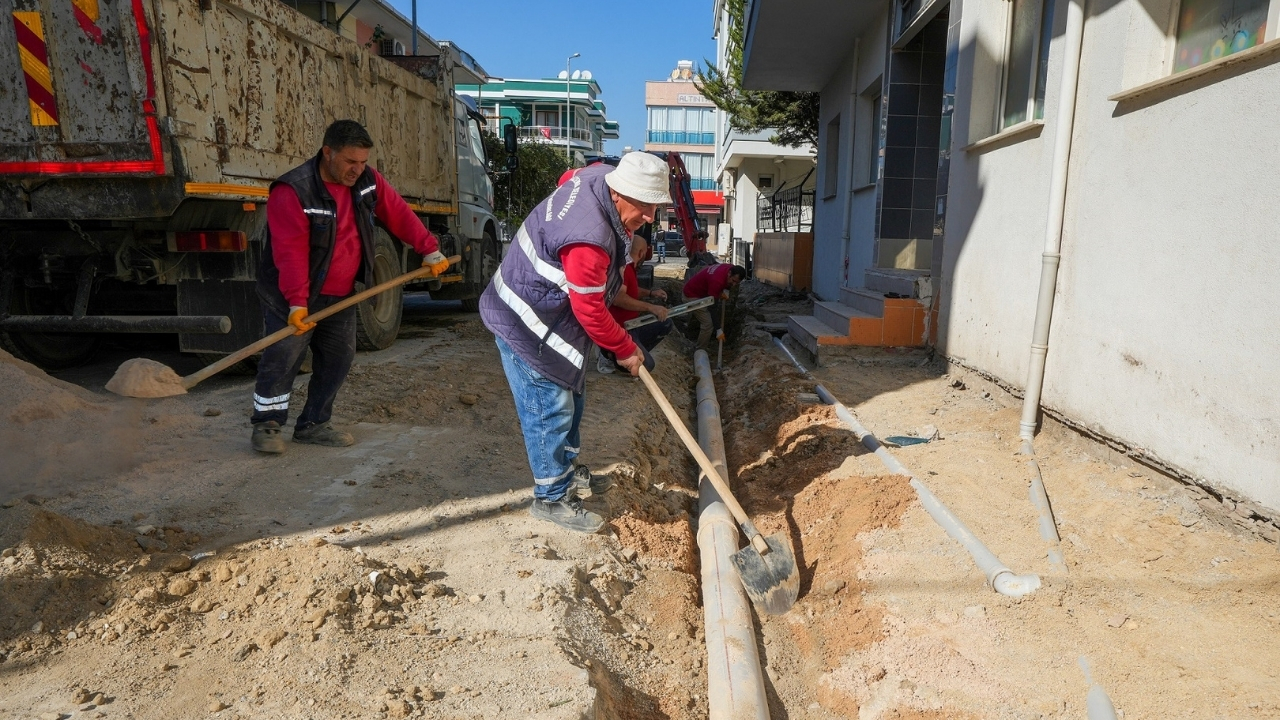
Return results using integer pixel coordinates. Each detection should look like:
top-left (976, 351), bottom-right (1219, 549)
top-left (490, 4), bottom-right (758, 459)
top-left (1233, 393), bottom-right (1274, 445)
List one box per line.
top-left (1017, 0), bottom-right (1089, 451)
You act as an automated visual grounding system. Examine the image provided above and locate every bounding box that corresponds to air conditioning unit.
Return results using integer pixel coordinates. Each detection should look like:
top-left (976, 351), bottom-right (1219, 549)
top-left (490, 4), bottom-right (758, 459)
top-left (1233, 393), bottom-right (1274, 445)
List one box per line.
top-left (380, 39), bottom-right (405, 56)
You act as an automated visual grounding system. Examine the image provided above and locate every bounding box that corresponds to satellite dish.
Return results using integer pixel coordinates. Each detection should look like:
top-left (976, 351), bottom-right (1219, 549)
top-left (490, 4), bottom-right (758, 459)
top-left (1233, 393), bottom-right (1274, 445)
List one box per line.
top-left (571, 70), bottom-right (581, 79)
top-left (581, 70), bottom-right (592, 79)
top-left (557, 70), bottom-right (568, 79)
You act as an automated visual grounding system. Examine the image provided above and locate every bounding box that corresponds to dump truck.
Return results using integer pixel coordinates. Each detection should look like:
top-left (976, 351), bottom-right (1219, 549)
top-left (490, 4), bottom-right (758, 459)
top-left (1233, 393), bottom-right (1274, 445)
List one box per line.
top-left (0, 0), bottom-right (499, 369)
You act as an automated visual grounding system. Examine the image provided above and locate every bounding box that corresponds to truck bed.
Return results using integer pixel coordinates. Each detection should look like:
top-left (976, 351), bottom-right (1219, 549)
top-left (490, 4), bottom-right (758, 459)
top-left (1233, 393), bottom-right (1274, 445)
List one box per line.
top-left (0, 0), bottom-right (458, 219)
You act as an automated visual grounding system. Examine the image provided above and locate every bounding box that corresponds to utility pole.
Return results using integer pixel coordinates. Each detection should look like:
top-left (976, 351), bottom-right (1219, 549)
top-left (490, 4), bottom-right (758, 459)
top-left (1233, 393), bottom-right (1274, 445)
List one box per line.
top-left (565, 53), bottom-right (579, 163)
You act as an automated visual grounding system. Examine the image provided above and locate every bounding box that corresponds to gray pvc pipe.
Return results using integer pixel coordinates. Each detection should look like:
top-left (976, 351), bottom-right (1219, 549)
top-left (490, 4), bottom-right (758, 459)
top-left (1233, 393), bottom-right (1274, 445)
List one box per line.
top-left (1018, 0), bottom-right (1088, 444)
top-left (1027, 458), bottom-right (1067, 574)
top-left (693, 350), bottom-right (771, 720)
top-left (773, 337), bottom-right (1040, 598)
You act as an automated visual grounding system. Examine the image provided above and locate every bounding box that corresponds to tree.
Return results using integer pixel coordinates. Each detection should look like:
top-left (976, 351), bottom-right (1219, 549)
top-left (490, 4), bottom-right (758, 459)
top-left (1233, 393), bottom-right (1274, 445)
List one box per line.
top-left (483, 130), bottom-right (570, 229)
top-left (695, 0), bottom-right (819, 149)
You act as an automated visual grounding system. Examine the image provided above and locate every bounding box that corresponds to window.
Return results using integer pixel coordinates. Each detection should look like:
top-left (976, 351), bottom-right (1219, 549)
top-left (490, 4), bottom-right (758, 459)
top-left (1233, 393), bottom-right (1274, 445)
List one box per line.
top-left (1173, 0), bottom-right (1273, 72)
top-left (1001, 0), bottom-right (1055, 128)
top-left (758, 175), bottom-right (773, 190)
top-left (535, 110), bottom-right (558, 128)
top-left (823, 116), bottom-right (841, 198)
top-left (867, 90), bottom-right (883, 184)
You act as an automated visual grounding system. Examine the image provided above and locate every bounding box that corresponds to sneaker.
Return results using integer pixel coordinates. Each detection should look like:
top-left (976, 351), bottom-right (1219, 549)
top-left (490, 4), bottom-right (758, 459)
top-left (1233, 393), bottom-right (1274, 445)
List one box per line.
top-left (293, 422), bottom-right (355, 447)
top-left (529, 494), bottom-right (605, 533)
top-left (596, 353), bottom-right (615, 374)
top-left (573, 464), bottom-right (613, 496)
top-left (251, 421), bottom-right (285, 454)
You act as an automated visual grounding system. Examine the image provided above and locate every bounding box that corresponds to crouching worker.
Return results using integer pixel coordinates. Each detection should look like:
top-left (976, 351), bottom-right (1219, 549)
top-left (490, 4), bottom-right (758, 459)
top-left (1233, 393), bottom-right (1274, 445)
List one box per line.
top-left (251, 120), bottom-right (450, 454)
top-left (598, 234), bottom-right (671, 375)
top-left (682, 262), bottom-right (746, 349)
top-left (480, 152), bottom-right (671, 533)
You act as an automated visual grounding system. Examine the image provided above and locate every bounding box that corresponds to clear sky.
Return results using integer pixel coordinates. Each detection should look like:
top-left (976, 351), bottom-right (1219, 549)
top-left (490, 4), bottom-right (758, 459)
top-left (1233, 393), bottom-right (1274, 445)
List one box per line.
top-left (384, 0), bottom-right (718, 155)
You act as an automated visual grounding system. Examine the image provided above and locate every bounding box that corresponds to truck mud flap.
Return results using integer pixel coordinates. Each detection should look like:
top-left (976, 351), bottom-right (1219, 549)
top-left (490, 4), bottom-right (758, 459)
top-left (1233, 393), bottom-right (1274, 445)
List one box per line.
top-left (177, 279), bottom-right (262, 354)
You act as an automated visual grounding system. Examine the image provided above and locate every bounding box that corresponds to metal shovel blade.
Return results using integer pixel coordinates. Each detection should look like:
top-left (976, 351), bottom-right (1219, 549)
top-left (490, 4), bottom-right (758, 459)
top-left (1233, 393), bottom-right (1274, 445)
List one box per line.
top-left (730, 532), bottom-right (799, 615)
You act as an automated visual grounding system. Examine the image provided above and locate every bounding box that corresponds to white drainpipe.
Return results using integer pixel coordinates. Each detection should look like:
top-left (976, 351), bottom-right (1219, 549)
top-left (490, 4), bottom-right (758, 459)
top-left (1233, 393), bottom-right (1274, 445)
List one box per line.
top-left (693, 350), bottom-right (771, 720)
top-left (841, 40), bottom-right (862, 286)
top-left (1018, 0), bottom-right (1089, 450)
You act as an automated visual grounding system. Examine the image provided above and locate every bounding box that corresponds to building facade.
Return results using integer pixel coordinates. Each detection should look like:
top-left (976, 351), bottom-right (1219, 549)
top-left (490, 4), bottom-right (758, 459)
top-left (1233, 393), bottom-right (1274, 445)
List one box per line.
top-left (739, 0), bottom-right (1280, 514)
top-left (711, 2), bottom-right (816, 266)
top-left (456, 76), bottom-right (620, 161)
top-left (644, 62), bottom-right (724, 246)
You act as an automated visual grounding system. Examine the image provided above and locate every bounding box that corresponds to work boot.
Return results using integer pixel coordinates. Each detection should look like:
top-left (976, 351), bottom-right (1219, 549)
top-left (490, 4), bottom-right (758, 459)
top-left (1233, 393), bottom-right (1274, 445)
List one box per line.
top-left (529, 494), bottom-right (605, 533)
top-left (251, 421), bottom-right (286, 454)
top-left (573, 463), bottom-right (613, 496)
top-left (596, 353), bottom-right (615, 375)
top-left (292, 422), bottom-right (355, 447)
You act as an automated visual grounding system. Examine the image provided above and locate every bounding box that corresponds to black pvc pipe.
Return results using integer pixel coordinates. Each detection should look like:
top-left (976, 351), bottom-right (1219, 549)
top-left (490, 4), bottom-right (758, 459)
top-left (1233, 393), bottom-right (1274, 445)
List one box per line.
top-left (0, 315), bottom-right (232, 334)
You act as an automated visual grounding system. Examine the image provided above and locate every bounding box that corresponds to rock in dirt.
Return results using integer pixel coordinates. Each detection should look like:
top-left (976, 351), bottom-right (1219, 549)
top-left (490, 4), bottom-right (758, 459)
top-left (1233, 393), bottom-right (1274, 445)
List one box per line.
top-left (72, 687), bottom-right (92, 704)
top-left (386, 698), bottom-right (412, 717)
top-left (167, 577), bottom-right (197, 596)
top-left (458, 393), bottom-right (479, 406)
top-left (232, 642), bottom-right (258, 661)
top-left (190, 598), bottom-right (214, 613)
top-left (208, 700), bottom-right (228, 712)
top-left (259, 629), bottom-right (287, 648)
top-left (203, 408), bottom-right (222, 417)
top-left (136, 536), bottom-right (168, 552)
top-left (104, 358), bottom-right (187, 398)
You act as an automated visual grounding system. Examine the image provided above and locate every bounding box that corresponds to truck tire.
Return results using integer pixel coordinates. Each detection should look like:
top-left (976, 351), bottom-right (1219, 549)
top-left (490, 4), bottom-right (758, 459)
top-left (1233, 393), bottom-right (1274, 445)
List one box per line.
top-left (355, 229), bottom-right (403, 350)
top-left (460, 231), bottom-right (499, 312)
top-left (0, 282), bottom-right (99, 370)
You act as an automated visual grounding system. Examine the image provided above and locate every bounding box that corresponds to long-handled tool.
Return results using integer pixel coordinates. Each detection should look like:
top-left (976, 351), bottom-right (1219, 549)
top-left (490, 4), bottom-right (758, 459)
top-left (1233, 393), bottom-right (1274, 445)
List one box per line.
top-left (622, 296), bottom-right (713, 330)
top-left (105, 257), bottom-right (461, 398)
top-left (636, 365), bottom-right (799, 615)
top-left (715, 299), bottom-right (726, 370)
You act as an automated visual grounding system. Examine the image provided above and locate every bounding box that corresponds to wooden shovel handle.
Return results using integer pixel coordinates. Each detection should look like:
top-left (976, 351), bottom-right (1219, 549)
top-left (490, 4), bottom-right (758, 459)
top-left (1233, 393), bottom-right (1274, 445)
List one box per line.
top-left (637, 366), bottom-right (771, 554)
top-left (182, 256), bottom-right (461, 389)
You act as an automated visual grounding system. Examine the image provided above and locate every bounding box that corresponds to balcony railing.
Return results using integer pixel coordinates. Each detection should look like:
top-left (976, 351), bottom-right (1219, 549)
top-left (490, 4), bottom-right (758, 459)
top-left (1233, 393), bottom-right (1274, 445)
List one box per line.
top-left (757, 185), bottom-right (814, 232)
top-left (646, 130), bottom-right (716, 145)
top-left (521, 126), bottom-right (593, 143)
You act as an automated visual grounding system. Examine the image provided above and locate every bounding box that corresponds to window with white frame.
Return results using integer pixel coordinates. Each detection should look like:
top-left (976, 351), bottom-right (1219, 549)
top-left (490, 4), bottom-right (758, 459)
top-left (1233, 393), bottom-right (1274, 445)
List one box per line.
top-left (866, 89), bottom-right (883, 185)
top-left (1001, 0), bottom-right (1056, 128)
top-left (1172, 0), bottom-right (1275, 72)
top-left (823, 115), bottom-right (841, 199)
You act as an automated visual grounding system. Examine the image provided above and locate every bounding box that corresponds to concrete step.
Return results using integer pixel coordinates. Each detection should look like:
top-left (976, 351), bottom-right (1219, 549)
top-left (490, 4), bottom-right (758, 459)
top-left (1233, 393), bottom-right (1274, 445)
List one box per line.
top-left (786, 314), bottom-right (846, 356)
top-left (813, 301), bottom-right (878, 335)
top-left (839, 286), bottom-right (887, 317)
top-left (864, 268), bottom-right (926, 297)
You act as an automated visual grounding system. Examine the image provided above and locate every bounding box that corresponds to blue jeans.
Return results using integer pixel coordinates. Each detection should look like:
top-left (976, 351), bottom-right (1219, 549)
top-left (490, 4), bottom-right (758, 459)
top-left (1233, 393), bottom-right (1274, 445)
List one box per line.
top-left (495, 336), bottom-right (584, 501)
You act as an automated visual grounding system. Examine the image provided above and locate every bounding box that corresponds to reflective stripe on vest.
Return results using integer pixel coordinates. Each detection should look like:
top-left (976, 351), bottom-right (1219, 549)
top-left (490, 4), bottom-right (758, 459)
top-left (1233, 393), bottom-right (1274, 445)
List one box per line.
top-left (515, 226), bottom-right (605, 294)
top-left (491, 267), bottom-right (584, 369)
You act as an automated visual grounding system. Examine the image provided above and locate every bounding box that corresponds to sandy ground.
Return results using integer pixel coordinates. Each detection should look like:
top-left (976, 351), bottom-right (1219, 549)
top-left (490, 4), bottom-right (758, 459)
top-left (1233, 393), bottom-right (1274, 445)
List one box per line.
top-left (3, 270), bottom-right (1279, 719)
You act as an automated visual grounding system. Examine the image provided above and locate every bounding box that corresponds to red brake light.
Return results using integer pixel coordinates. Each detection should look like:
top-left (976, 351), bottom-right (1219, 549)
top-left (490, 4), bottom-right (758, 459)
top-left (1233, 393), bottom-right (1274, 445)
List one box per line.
top-left (171, 231), bottom-right (248, 252)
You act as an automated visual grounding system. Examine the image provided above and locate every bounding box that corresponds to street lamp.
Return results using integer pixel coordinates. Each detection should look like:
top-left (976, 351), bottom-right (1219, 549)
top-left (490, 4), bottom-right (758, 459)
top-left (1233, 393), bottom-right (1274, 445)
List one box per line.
top-left (565, 53), bottom-right (580, 163)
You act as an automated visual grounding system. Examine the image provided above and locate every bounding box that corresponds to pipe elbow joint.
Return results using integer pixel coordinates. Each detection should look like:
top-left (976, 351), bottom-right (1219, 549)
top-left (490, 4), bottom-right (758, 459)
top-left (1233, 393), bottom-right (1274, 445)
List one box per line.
top-left (990, 569), bottom-right (1041, 598)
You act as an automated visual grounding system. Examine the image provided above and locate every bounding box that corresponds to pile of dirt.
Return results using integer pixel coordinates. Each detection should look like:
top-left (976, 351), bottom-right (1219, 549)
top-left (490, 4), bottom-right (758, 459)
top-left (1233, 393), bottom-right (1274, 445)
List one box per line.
top-left (0, 350), bottom-right (145, 497)
top-left (716, 338), bottom-right (928, 718)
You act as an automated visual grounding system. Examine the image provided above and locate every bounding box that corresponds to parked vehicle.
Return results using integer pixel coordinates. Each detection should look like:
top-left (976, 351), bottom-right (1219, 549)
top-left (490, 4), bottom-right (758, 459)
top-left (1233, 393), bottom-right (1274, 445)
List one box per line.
top-left (0, 0), bottom-right (498, 369)
top-left (660, 231), bottom-right (687, 257)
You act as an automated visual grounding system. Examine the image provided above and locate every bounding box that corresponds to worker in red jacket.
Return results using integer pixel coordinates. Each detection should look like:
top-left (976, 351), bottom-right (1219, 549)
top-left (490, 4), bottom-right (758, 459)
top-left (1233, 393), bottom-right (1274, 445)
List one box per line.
top-left (250, 120), bottom-right (450, 454)
top-left (682, 262), bottom-right (746, 349)
top-left (599, 234), bottom-right (670, 374)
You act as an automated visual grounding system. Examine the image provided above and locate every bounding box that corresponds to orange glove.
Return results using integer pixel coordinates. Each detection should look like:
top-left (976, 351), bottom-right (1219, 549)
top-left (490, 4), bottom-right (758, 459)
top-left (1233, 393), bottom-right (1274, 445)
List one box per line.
top-left (423, 251), bottom-right (451, 277)
top-left (287, 306), bottom-right (316, 335)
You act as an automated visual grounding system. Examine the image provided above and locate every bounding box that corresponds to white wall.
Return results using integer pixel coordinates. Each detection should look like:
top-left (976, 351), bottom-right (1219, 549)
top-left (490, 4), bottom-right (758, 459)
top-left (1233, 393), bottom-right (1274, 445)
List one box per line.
top-left (940, 0), bottom-right (1280, 508)
top-left (811, 13), bottom-right (889, 299)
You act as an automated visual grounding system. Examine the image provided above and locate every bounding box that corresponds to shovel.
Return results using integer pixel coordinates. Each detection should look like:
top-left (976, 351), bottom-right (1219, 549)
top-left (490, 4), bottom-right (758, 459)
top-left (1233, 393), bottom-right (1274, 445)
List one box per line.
top-left (636, 365), bottom-right (799, 614)
top-left (715, 299), bottom-right (726, 371)
top-left (105, 256), bottom-right (461, 398)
